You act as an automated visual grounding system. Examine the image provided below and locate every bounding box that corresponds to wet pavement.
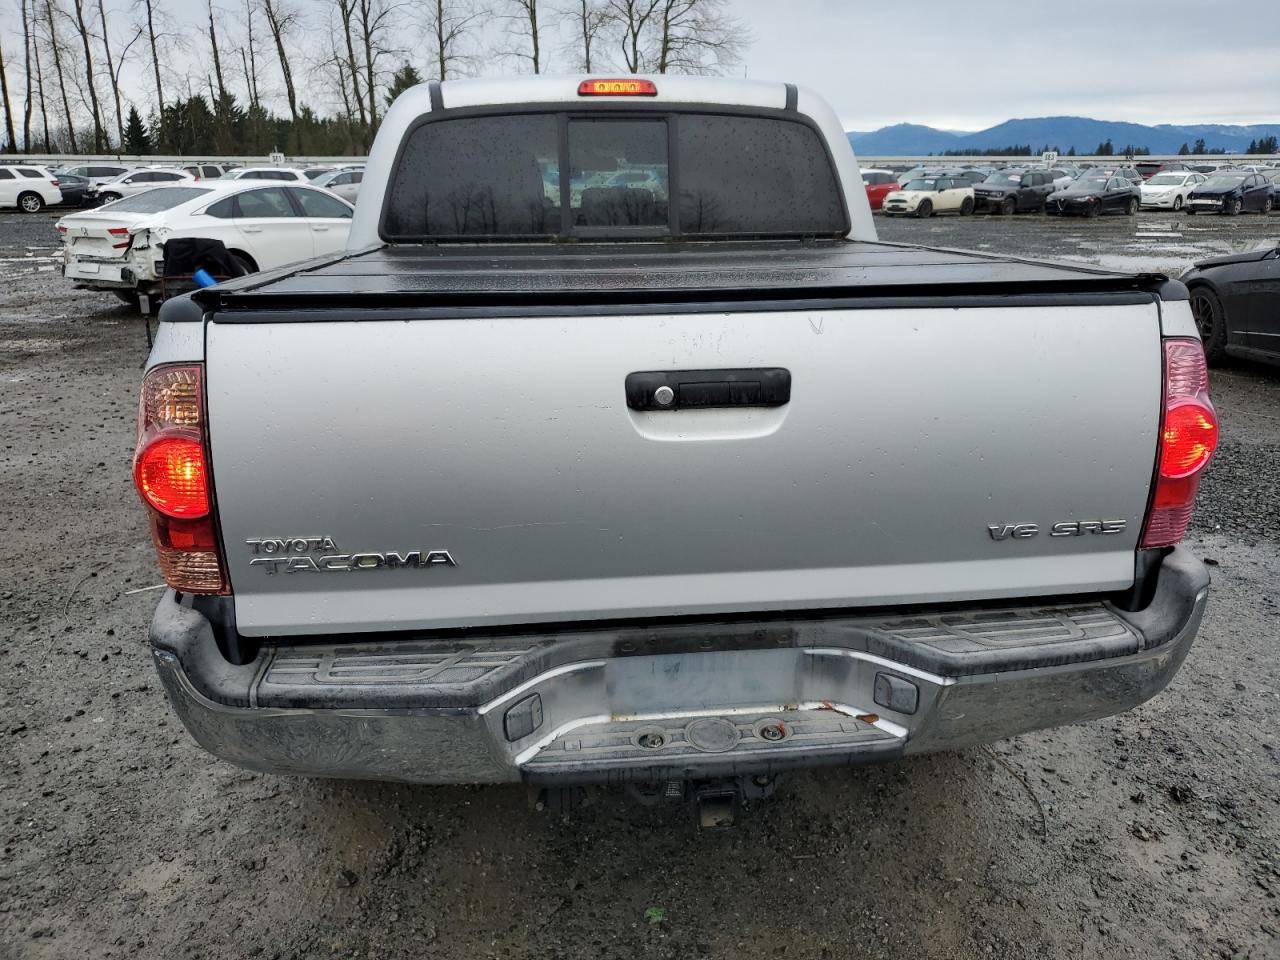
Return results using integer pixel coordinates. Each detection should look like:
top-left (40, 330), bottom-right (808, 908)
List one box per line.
top-left (1, 207), bottom-right (1278, 960)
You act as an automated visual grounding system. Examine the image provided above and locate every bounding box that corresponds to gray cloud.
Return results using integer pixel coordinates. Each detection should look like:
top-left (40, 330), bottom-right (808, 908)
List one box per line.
top-left (737, 0), bottom-right (1280, 130)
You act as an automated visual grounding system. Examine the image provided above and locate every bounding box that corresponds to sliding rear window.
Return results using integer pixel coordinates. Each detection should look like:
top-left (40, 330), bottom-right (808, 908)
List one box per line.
top-left (382, 110), bottom-right (846, 241)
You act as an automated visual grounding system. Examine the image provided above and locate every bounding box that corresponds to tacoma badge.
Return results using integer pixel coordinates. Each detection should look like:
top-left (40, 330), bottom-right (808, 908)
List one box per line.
top-left (245, 535), bottom-right (455, 574)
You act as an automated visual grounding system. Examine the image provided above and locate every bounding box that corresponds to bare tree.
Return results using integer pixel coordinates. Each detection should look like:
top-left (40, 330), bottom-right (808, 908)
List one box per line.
top-left (68, 0), bottom-right (106, 149)
top-left (653, 0), bottom-right (745, 74)
top-left (20, 0), bottom-right (34, 150)
top-left (207, 0), bottom-right (228, 102)
top-left (137, 0), bottom-right (164, 120)
top-left (31, 6), bottom-right (52, 150)
top-left (239, 0), bottom-right (261, 108)
top-left (260, 0), bottom-right (302, 146)
top-left (604, 0), bottom-right (660, 73)
top-left (97, 0), bottom-right (139, 148)
top-left (500, 0), bottom-right (542, 73)
top-left (559, 0), bottom-right (607, 71)
top-left (420, 0), bottom-right (484, 81)
top-left (0, 36), bottom-right (16, 151)
top-left (327, 43), bottom-right (354, 125)
top-left (356, 0), bottom-right (398, 132)
top-left (333, 0), bottom-right (367, 132)
top-left (41, 0), bottom-right (78, 152)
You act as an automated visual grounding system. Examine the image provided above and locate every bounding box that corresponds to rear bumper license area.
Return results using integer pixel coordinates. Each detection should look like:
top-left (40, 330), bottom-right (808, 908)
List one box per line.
top-left (65, 260), bottom-right (130, 284)
top-left (151, 547), bottom-right (1209, 785)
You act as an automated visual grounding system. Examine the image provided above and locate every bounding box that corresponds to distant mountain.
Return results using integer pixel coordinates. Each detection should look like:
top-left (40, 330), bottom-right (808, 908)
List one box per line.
top-left (847, 116), bottom-right (1280, 156)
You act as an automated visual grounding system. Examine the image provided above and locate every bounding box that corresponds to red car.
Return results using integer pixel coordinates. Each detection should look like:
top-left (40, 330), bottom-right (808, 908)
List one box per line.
top-left (862, 170), bottom-right (899, 210)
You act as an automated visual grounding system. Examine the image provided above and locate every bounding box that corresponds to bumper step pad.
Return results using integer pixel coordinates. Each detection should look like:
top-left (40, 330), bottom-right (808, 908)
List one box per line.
top-left (520, 709), bottom-right (904, 783)
top-left (250, 602), bottom-right (1140, 709)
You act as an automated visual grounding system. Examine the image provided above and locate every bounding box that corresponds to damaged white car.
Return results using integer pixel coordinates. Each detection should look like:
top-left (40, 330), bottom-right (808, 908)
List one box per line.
top-left (56, 182), bottom-right (353, 305)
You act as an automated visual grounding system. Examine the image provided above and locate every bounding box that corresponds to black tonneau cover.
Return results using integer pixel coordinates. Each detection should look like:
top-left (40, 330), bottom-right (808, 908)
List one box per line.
top-left (188, 239), bottom-right (1181, 320)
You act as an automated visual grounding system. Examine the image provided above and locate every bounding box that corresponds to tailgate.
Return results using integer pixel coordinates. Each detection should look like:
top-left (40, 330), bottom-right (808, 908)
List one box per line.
top-left (206, 303), bottom-right (1161, 636)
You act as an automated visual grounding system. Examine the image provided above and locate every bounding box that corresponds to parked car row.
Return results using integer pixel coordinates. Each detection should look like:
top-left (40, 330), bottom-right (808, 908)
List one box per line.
top-left (867, 164), bottom-right (1280, 218)
top-left (55, 181), bottom-right (355, 305)
top-left (0, 160), bottom-right (366, 212)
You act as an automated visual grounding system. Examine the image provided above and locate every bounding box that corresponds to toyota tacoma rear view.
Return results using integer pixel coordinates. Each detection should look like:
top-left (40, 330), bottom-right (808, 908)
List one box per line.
top-left (135, 76), bottom-right (1217, 800)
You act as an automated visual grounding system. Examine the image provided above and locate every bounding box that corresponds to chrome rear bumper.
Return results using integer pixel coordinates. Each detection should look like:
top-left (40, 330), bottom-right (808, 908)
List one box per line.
top-left (152, 548), bottom-right (1208, 785)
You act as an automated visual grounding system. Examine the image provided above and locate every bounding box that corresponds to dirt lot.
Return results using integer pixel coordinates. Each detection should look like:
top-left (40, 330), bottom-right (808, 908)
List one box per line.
top-left (1, 208), bottom-right (1278, 960)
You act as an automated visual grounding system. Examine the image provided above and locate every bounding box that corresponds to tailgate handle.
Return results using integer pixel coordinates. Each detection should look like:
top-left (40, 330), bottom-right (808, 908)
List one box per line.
top-left (625, 368), bottom-right (791, 411)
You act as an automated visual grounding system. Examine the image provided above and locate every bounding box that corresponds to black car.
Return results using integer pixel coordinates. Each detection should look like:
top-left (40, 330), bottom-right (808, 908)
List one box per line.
top-left (1084, 165), bottom-right (1143, 185)
top-left (1182, 244), bottom-right (1280, 366)
top-left (1186, 172), bottom-right (1274, 215)
top-left (50, 172), bottom-right (90, 206)
top-left (972, 169), bottom-right (1056, 214)
top-left (1044, 174), bottom-right (1140, 216)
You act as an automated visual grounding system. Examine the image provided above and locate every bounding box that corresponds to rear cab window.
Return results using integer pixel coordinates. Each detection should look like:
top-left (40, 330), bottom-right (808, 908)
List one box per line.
top-left (383, 109), bottom-right (847, 242)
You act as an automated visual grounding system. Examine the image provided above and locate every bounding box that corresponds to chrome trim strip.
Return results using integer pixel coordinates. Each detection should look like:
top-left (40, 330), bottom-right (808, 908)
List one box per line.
top-left (476, 659), bottom-right (608, 715)
top-left (803, 647), bottom-right (955, 686)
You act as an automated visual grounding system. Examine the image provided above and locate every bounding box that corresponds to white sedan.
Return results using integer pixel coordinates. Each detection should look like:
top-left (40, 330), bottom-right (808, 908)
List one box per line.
top-left (1139, 171), bottom-right (1207, 211)
top-left (56, 181), bottom-right (353, 303)
top-left (219, 166), bottom-right (308, 183)
top-left (89, 167), bottom-right (195, 203)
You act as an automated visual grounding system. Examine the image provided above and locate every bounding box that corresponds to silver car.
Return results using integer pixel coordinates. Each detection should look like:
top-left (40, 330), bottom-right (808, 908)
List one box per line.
top-left (314, 168), bottom-right (363, 203)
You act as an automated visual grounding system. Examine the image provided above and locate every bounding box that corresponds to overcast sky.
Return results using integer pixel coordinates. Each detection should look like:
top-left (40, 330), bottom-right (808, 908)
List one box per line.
top-left (737, 0), bottom-right (1280, 130)
top-left (5, 0), bottom-right (1277, 136)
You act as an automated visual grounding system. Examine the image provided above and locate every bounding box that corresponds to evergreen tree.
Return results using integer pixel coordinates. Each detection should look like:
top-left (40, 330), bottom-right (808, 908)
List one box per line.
top-left (123, 106), bottom-right (150, 154)
top-left (212, 93), bottom-right (246, 155)
top-left (1177, 142), bottom-right (1190, 156)
top-left (1247, 139), bottom-right (1258, 154)
top-left (386, 64), bottom-right (425, 109)
top-left (1094, 139), bottom-right (1114, 156)
top-left (1066, 146), bottom-right (1076, 157)
top-left (1192, 137), bottom-right (1207, 154)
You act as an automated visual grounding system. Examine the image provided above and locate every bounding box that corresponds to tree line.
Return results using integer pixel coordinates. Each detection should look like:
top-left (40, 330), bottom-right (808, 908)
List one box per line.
top-left (0, 0), bottom-right (749, 156)
top-left (939, 137), bottom-right (1280, 160)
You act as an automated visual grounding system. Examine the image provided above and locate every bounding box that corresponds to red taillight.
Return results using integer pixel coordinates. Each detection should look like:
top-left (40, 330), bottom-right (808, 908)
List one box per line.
top-left (135, 435), bottom-right (209, 517)
top-left (1141, 339), bottom-right (1219, 549)
top-left (578, 78), bottom-right (658, 97)
top-left (133, 364), bottom-right (228, 594)
top-left (109, 226), bottom-right (130, 249)
top-left (1159, 401), bottom-right (1217, 478)
top-left (56, 224), bottom-right (67, 234)
top-left (50, 178), bottom-right (60, 187)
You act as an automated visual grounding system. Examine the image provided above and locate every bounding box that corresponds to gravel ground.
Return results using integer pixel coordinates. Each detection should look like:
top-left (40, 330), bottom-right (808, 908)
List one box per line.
top-left (1, 208), bottom-right (1278, 960)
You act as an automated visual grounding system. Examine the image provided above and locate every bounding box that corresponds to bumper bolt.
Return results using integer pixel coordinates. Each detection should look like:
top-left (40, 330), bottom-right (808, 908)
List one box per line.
top-left (759, 723), bottom-right (785, 742)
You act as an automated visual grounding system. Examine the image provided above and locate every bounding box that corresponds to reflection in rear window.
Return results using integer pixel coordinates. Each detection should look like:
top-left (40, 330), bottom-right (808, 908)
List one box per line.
top-left (676, 114), bottom-right (843, 235)
top-left (97, 187), bottom-right (212, 212)
top-left (386, 114), bottom-right (560, 238)
top-left (382, 111), bottom-right (846, 240)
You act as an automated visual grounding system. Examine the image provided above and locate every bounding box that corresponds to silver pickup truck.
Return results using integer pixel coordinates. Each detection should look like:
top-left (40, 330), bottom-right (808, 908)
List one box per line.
top-left (136, 76), bottom-right (1218, 801)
